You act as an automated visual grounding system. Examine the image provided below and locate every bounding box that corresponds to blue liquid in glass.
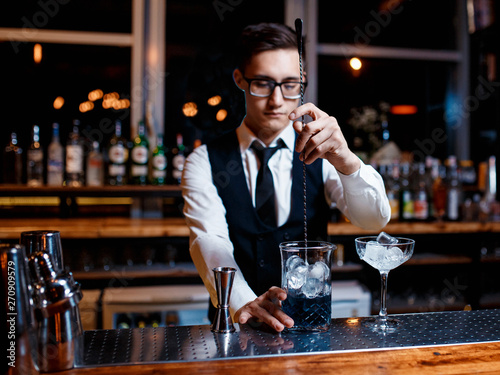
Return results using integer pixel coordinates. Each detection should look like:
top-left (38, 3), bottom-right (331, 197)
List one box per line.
top-left (282, 291), bottom-right (331, 331)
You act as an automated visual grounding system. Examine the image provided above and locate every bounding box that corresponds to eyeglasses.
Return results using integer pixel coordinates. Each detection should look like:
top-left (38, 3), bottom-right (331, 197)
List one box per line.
top-left (243, 77), bottom-right (307, 99)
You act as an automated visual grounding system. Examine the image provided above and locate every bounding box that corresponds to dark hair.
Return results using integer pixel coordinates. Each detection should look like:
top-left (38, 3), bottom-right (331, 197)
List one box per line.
top-left (235, 22), bottom-right (304, 71)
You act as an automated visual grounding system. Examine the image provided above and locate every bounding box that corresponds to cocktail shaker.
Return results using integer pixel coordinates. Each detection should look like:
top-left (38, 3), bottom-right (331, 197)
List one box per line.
top-left (211, 267), bottom-right (236, 333)
top-left (1, 244), bottom-right (39, 375)
top-left (21, 231), bottom-right (65, 274)
top-left (29, 252), bottom-right (83, 372)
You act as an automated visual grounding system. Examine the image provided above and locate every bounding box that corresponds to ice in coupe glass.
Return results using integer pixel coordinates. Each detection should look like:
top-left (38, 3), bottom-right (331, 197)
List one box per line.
top-left (355, 233), bottom-right (415, 332)
top-left (280, 241), bottom-right (335, 332)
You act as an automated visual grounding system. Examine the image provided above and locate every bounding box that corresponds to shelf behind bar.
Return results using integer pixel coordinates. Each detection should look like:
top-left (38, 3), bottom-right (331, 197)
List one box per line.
top-left (0, 218), bottom-right (499, 239)
top-left (72, 262), bottom-right (364, 281)
top-left (0, 184), bottom-right (183, 197)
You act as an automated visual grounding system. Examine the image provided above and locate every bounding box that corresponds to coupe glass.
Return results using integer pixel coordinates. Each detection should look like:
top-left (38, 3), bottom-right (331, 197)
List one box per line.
top-left (355, 236), bottom-right (415, 332)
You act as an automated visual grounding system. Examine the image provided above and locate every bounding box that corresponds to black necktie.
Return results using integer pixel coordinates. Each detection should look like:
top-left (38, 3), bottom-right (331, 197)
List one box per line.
top-left (251, 140), bottom-right (285, 227)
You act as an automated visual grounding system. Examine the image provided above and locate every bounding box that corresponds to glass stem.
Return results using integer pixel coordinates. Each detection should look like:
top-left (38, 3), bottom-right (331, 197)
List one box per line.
top-left (379, 271), bottom-right (389, 322)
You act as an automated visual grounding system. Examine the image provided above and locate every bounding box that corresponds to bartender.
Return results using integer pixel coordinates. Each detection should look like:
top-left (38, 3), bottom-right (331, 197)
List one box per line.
top-left (182, 22), bottom-right (390, 332)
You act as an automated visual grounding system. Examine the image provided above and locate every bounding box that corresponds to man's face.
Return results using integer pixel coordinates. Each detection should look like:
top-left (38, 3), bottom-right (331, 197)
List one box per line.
top-left (234, 49), bottom-right (301, 144)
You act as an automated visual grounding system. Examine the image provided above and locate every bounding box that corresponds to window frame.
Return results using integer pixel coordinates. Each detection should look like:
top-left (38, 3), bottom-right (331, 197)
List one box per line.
top-left (0, 0), bottom-right (167, 140)
top-left (285, 0), bottom-right (470, 159)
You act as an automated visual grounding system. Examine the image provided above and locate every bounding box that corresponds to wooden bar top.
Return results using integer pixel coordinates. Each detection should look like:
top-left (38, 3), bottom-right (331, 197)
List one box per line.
top-left (0, 184), bottom-right (183, 197)
top-left (54, 341), bottom-right (500, 374)
top-left (0, 217), bottom-right (499, 239)
top-left (54, 310), bottom-right (500, 374)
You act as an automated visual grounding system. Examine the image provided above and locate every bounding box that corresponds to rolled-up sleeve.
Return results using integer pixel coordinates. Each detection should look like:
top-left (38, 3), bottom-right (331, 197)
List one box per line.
top-left (323, 161), bottom-right (391, 231)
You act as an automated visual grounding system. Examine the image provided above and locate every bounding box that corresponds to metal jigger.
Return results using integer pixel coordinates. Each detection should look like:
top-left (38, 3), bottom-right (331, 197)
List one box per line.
top-left (211, 267), bottom-right (236, 333)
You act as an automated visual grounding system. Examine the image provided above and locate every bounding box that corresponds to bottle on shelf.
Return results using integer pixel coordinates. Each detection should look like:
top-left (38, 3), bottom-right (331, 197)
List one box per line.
top-left (150, 312), bottom-right (161, 328)
top-left (386, 162), bottom-right (400, 222)
top-left (413, 162), bottom-right (430, 221)
top-left (432, 160), bottom-right (447, 221)
top-left (27, 124), bottom-right (44, 186)
top-left (459, 160), bottom-right (477, 187)
top-left (86, 141), bottom-right (104, 186)
top-left (130, 120), bottom-right (149, 185)
top-left (484, 155), bottom-right (497, 204)
top-left (462, 194), bottom-right (480, 222)
top-left (107, 120), bottom-right (129, 186)
top-left (135, 313), bottom-right (147, 328)
top-left (170, 133), bottom-right (186, 185)
top-left (445, 155), bottom-right (462, 221)
top-left (399, 162), bottom-right (414, 221)
top-left (3, 132), bottom-right (23, 184)
top-left (479, 155), bottom-right (497, 222)
top-left (380, 111), bottom-right (390, 145)
top-left (65, 119), bottom-right (85, 187)
top-left (424, 156), bottom-right (435, 219)
top-left (47, 123), bottom-right (64, 186)
top-left (151, 134), bottom-right (167, 185)
top-left (165, 311), bottom-right (179, 326)
top-left (115, 313), bottom-right (132, 329)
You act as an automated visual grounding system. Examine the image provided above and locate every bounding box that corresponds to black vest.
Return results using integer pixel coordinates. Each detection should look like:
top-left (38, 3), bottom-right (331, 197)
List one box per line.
top-left (207, 131), bottom-right (329, 296)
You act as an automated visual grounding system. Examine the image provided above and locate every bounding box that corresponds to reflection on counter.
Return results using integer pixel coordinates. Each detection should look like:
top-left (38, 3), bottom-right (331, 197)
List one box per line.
top-left (78, 309), bottom-right (500, 367)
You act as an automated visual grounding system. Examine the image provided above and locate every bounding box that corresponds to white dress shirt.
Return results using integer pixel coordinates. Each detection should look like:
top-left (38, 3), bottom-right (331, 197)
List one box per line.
top-left (182, 122), bottom-right (391, 318)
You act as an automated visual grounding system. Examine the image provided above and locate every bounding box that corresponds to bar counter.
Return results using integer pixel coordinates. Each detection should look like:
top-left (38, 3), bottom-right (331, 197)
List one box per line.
top-left (53, 309), bottom-right (500, 375)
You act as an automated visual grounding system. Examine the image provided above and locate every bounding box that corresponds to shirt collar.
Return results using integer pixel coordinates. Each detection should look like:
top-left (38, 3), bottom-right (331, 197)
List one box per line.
top-left (236, 120), bottom-right (295, 153)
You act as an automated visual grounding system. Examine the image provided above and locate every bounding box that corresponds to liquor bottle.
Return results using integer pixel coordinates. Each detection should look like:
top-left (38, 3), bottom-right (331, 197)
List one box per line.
top-left (170, 133), bottom-right (185, 184)
top-left (380, 111), bottom-right (390, 145)
top-left (445, 156), bottom-right (462, 221)
top-left (483, 156), bottom-right (497, 204)
top-left (477, 155), bottom-right (497, 222)
top-left (116, 313), bottom-right (132, 329)
top-left (107, 120), bottom-right (129, 186)
top-left (86, 141), bottom-right (104, 186)
top-left (413, 163), bottom-right (430, 221)
top-left (27, 124), bottom-right (44, 186)
top-left (386, 163), bottom-right (400, 222)
top-left (135, 314), bottom-right (147, 328)
top-left (151, 134), bottom-right (167, 185)
top-left (432, 161), bottom-right (447, 221)
top-left (399, 162), bottom-right (414, 221)
top-left (65, 119), bottom-right (84, 187)
top-left (425, 156), bottom-right (435, 219)
top-left (459, 160), bottom-right (477, 187)
top-left (47, 123), bottom-right (64, 186)
top-left (3, 132), bottom-right (23, 184)
top-left (130, 120), bottom-right (149, 185)
top-left (150, 312), bottom-right (161, 328)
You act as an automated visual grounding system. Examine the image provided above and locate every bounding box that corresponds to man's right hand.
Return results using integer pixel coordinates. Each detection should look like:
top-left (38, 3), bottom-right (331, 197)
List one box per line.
top-left (233, 286), bottom-right (294, 332)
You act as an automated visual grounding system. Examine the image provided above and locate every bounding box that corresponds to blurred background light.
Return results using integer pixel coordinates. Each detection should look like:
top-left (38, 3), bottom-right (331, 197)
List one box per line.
top-left (33, 43), bottom-right (42, 64)
top-left (349, 57), bottom-right (362, 71)
top-left (216, 109), bottom-right (227, 122)
top-left (207, 95), bottom-right (222, 106)
top-left (182, 102), bottom-right (198, 117)
top-left (53, 96), bottom-right (65, 110)
top-left (390, 104), bottom-right (418, 115)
